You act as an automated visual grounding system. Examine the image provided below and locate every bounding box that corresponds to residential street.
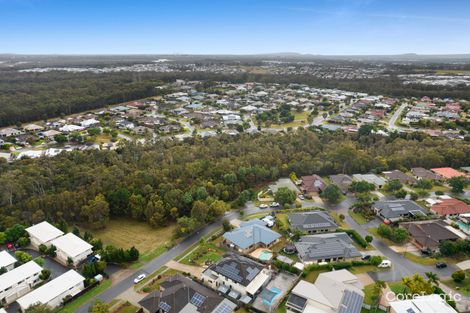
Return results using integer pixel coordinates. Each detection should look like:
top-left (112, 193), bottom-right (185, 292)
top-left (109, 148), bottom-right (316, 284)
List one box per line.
top-left (76, 193), bottom-right (461, 313)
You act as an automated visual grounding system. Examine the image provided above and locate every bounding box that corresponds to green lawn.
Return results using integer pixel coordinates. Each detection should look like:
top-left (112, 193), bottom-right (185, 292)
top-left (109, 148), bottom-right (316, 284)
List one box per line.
top-left (304, 268), bottom-right (330, 283)
top-left (180, 240), bottom-right (225, 266)
top-left (403, 252), bottom-right (439, 266)
top-left (363, 283), bottom-right (378, 305)
top-left (59, 280), bottom-right (112, 313)
top-left (270, 111), bottom-right (310, 129)
top-left (368, 228), bottom-right (397, 246)
top-left (349, 210), bottom-right (369, 225)
top-left (443, 271), bottom-right (470, 297)
top-left (388, 281), bottom-right (408, 296)
top-left (114, 302), bottom-right (139, 313)
top-left (141, 269), bottom-right (181, 292)
top-left (350, 265), bottom-right (380, 275)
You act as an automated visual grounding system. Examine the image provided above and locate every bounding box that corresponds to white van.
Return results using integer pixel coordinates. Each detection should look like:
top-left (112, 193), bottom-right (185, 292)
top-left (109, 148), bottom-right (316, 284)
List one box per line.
top-left (378, 260), bottom-right (392, 268)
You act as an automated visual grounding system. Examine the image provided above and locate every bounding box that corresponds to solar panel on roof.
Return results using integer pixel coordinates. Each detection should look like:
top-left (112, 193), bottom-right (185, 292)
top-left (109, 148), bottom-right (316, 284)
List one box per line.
top-left (246, 267), bottom-right (260, 281)
top-left (406, 309), bottom-right (416, 313)
top-left (190, 292), bottom-right (206, 307)
top-left (304, 222), bottom-right (332, 228)
top-left (214, 303), bottom-right (233, 313)
top-left (159, 302), bottom-right (171, 312)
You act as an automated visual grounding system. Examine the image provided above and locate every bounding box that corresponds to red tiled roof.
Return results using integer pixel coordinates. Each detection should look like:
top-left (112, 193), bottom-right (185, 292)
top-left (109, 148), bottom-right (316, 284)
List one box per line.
top-left (431, 199), bottom-right (470, 216)
top-left (430, 167), bottom-right (468, 179)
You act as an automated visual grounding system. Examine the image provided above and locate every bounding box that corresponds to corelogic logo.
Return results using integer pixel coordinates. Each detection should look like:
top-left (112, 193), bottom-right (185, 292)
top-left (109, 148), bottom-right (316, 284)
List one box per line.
top-left (385, 291), bottom-right (462, 303)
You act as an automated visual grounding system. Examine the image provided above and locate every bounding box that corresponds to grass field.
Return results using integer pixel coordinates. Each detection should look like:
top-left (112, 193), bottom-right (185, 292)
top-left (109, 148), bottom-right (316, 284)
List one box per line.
top-left (435, 69), bottom-right (470, 75)
top-left (84, 219), bottom-right (176, 252)
top-left (59, 280), bottom-right (112, 313)
top-left (388, 281), bottom-right (407, 296)
top-left (114, 302), bottom-right (139, 313)
top-left (403, 252), bottom-right (439, 266)
top-left (180, 240), bottom-right (225, 266)
top-left (270, 111), bottom-right (310, 129)
top-left (443, 271), bottom-right (470, 297)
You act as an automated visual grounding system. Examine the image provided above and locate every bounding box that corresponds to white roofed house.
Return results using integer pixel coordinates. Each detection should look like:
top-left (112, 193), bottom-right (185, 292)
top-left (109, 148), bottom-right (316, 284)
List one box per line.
top-left (50, 233), bottom-right (93, 266)
top-left (0, 128), bottom-right (23, 138)
top-left (0, 261), bottom-right (42, 304)
top-left (0, 251), bottom-right (16, 272)
top-left (16, 270), bottom-right (85, 312)
top-left (26, 221), bottom-right (64, 249)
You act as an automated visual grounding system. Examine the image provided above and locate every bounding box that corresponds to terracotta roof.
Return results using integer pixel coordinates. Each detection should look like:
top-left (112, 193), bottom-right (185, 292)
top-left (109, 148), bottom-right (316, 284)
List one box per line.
top-left (300, 175), bottom-right (326, 194)
top-left (430, 167), bottom-right (468, 179)
top-left (431, 199), bottom-right (470, 216)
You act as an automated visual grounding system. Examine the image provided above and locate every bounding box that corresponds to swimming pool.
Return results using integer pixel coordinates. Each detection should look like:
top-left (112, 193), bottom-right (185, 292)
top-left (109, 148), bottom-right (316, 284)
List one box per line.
top-left (261, 287), bottom-right (282, 305)
top-left (259, 250), bottom-right (273, 261)
top-left (456, 220), bottom-right (470, 234)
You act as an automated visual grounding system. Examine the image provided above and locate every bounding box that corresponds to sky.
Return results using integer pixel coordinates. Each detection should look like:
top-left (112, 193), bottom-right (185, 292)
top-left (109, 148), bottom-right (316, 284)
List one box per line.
top-left (1, 0), bottom-right (470, 55)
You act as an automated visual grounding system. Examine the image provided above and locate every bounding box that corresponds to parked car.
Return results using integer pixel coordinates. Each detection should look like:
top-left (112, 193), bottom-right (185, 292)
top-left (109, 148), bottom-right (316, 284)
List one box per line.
top-left (435, 262), bottom-right (447, 269)
top-left (298, 194), bottom-right (305, 200)
top-left (378, 260), bottom-right (392, 268)
top-left (259, 204), bottom-right (269, 209)
top-left (421, 249), bottom-right (432, 255)
top-left (134, 274), bottom-right (146, 284)
top-left (270, 202), bottom-right (280, 207)
top-left (361, 254), bottom-right (371, 261)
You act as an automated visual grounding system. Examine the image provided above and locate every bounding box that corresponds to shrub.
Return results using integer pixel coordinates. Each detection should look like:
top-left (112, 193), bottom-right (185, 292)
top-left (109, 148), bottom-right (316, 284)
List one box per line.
top-left (452, 270), bottom-right (466, 283)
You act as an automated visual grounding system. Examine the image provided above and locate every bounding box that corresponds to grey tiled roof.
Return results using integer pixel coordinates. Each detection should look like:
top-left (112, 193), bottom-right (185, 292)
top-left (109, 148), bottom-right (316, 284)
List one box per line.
top-left (207, 253), bottom-right (264, 287)
top-left (288, 211), bottom-right (337, 232)
top-left (338, 290), bottom-right (364, 313)
top-left (373, 200), bottom-right (427, 219)
top-left (295, 233), bottom-right (361, 262)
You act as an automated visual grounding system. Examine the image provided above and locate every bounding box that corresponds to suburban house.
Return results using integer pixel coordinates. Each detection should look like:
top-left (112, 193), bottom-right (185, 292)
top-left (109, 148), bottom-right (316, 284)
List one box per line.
top-left (201, 253), bottom-right (271, 299)
top-left (382, 170), bottom-right (416, 185)
top-left (411, 167), bottom-right (441, 181)
top-left (286, 270), bottom-right (364, 313)
top-left (223, 220), bottom-right (281, 254)
top-left (26, 221), bottom-right (64, 249)
top-left (0, 128), bottom-right (23, 138)
top-left (139, 274), bottom-right (236, 313)
top-left (430, 167), bottom-right (468, 179)
top-left (389, 295), bottom-right (458, 313)
top-left (50, 233), bottom-right (93, 266)
top-left (430, 198), bottom-right (470, 217)
top-left (401, 220), bottom-right (462, 252)
top-left (23, 124), bottom-right (44, 133)
top-left (329, 174), bottom-right (353, 194)
top-left (16, 270), bottom-right (85, 312)
top-left (294, 233), bottom-right (361, 265)
top-left (0, 261), bottom-right (42, 304)
top-left (0, 251), bottom-right (16, 272)
top-left (372, 200), bottom-right (428, 222)
top-left (288, 211), bottom-right (337, 234)
top-left (300, 175), bottom-right (326, 195)
top-left (352, 174), bottom-right (387, 189)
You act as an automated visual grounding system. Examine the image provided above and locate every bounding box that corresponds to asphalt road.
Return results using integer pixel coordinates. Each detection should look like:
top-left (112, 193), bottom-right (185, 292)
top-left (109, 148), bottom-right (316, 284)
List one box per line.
top-left (76, 194), bottom-right (459, 312)
top-left (388, 103), bottom-right (409, 132)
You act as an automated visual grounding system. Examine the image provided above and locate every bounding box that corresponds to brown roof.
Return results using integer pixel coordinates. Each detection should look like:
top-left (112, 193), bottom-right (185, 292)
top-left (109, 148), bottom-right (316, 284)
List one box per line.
top-left (411, 167), bottom-right (441, 180)
top-left (402, 220), bottom-right (460, 250)
top-left (431, 199), bottom-right (470, 216)
top-left (382, 170), bottom-right (417, 185)
top-left (300, 175), bottom-right (326, 194)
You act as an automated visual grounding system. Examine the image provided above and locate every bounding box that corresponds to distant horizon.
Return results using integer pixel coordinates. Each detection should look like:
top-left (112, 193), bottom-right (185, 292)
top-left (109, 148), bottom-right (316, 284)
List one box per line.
top-left (1, 0), bottom-right (470, 55)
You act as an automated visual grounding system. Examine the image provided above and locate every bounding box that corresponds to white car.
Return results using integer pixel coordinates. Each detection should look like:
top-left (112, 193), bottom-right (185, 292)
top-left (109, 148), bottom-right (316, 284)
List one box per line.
top-left (270, 202), bottom-right (280, 207)
top-left (259, 204), bottom-right (269, 209)
top-left (298, 194), bottom-right (305, 200)
top-left (133, 274), bottom-right (146, 284)
top-left (378, 260), bottom-right (392, 268)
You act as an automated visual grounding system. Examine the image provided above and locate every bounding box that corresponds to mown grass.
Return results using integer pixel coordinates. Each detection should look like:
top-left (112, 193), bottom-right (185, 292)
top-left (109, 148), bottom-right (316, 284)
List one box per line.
top-left (442, 271), bottom-right (470, 297)
top-left (59, 280), bottom-right (112, 313)
top-left (403, 252), bottom-right (439, 266)
top-left (349, 210), bottom-right (369, 225)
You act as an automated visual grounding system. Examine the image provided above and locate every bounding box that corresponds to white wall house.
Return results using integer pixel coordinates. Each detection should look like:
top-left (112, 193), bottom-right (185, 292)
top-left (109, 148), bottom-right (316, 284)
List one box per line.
top-left (0, 251), bottom-right (16, 272)
top-left (0, 261), bottom-right (42, 304)
top-left (50, 233), bottom-right (93, 266)
top-left (17, 270), bottom-right (85, 312)
top-left (26, 221), bottom-right (64, 249)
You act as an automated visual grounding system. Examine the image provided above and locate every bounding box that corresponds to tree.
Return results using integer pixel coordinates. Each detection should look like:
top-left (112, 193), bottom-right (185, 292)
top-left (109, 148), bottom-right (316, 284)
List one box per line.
top-left (5, 224), bottom-right (26, 242)
top-left (0, 232), bottom-right (5, 245)
top-left (25, 303), bottom-right (54, 313)
top-left (15, 250), bottom-right (33, 263)
top-left (385, 179), bottom-right (403, 192)
top-left (274, 187), bottom-right (296, 206)
top-left (321, 184), bottom-right (342, 203)
top-left (222, 219), bottom-right (231, 232)
top-left (128, 246), bottom-right (140, 261)
top-left (349, 181), bottom-right (375, 193)
top-left (191, 200), bottom-right (209, 223)
top-left (365, 235), bottom-right (373, 244)
top-left (425, 272), bottom-right (439, 285)
top-left (371, 280), bottom-right (386, 306)
top-left (176, 216), bottom-right (199, 237)
top-left (449, 177), bottom-right (468, 194)
top-left (415, 179), bottom-right (433, 190)
top-left (452, 270), bottom-right (466, 283)
top-left (394, 189), bottom-right (407, 199)
top-left (34, 257), bottom-right (45, 267)
top-left (89, 300), bottom-right (110, 313)
top-left (369, 255), bottom-right (383, 266)
top-left (402, 274), bottom-right (433, 296)
top-left (67, 257), bottom-right (74, 266)
top-left (81, 194), bottom-right (110, 230)
top-left (39, 269), bottom-right (51, 280)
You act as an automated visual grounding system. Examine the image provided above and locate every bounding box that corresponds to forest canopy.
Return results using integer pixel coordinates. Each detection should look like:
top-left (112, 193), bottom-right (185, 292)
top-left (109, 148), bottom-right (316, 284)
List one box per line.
top-left (0, 129), bottom-right (468, 232)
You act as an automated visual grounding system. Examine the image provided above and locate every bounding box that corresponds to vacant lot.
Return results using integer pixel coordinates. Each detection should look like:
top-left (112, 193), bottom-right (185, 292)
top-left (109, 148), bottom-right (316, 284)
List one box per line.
top-left (84, 219), bottom-right (176, 253)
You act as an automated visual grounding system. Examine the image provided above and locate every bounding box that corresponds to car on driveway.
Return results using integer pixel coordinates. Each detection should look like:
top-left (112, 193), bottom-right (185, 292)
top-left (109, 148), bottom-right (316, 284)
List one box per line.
top-left (134, 274), bottom-right (146, 284)
top-left (298, 194), bottom-right (305, 200)
top-left (361, 254), bottom-right (371, 261)
top-left (259, 204), bottom-right (269, 209)
top-left (435, 262), bottom-right (447, 269)
top-left (270, 202), bottom-right (280, 208)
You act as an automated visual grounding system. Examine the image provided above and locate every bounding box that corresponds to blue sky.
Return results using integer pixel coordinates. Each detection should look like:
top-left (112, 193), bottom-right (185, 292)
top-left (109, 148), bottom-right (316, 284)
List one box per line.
top-left (1, 0), bottom-right (469, 55)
